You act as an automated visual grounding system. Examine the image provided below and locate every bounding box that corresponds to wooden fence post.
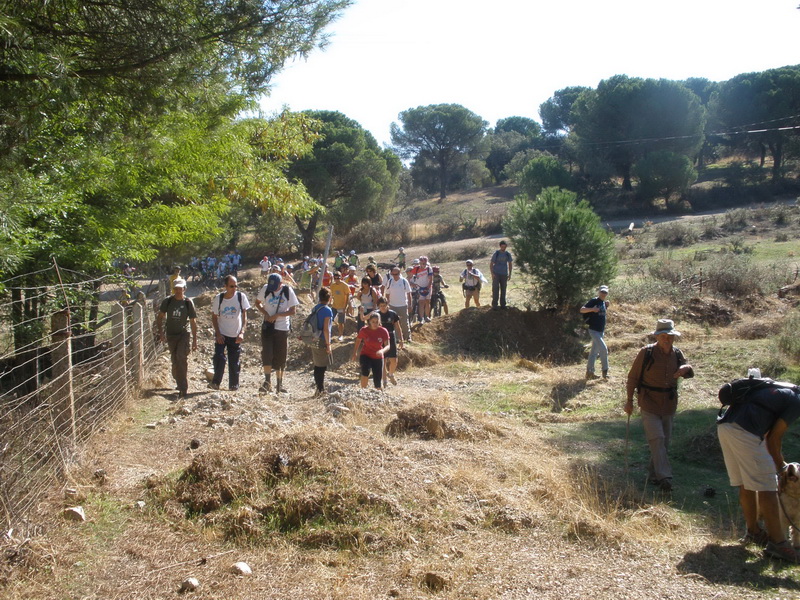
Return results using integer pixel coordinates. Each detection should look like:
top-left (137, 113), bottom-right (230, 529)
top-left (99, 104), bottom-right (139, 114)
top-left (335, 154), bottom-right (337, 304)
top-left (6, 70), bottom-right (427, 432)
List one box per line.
top-left (131, 301), bottom-right (144, 386)
top-left (137, 291), bottom-right (156, 364)
top-left (110, 303), bottom-right (128, 399)
top-left (50, 310), bottom-right (75, 446)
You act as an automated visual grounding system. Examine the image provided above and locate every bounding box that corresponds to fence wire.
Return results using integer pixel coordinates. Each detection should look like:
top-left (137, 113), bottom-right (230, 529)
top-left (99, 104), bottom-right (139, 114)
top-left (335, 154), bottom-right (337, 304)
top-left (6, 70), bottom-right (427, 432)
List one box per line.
top-left (0, 267), bottom-right (164, 534)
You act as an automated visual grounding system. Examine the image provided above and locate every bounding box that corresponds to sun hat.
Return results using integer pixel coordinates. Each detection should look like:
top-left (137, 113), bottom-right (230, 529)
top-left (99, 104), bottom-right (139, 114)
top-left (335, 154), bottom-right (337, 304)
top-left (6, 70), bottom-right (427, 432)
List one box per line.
top-left (652, 319), bottom-right (680, 336)
top-left (172, 278), bottom-right (187, 288)
top-left (266, 273), bottom-right (282, 293)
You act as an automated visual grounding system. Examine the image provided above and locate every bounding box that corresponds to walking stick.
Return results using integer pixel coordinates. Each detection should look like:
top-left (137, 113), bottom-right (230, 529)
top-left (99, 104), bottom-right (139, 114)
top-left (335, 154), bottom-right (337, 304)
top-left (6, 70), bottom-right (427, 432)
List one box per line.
top-left (624, 413), bottom-right (631, 476)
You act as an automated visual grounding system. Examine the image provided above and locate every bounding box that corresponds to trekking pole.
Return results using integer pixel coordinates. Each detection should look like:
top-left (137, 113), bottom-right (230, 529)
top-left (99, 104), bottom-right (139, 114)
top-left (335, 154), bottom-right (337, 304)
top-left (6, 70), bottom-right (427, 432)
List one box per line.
top-left (624, 413), bottom-right (631, 476)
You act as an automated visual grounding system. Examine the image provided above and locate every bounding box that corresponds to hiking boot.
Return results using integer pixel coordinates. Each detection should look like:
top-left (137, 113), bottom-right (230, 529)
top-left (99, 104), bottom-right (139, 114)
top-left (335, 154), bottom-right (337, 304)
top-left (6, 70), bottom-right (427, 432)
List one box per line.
top-left (276, 384), bottom-right (287, 394)
top-left (765, 540), bottom-right (800, 563)
top-left (740, 529), bottom-right (770, 547)
top-left (602, 370), bottom-right (609, 379)
top-left (585, 371), bottom-right (600, 380)
top-left (258, 381), bottom-right (271, 393)
top-left (313, 388), bottom-right (325, 398)
top-left (657, 478), bottom-right (673, 492)
top-left (229, 385), bottom-right (239, 391)
top-left (208, 382), bottom-right (220, 390)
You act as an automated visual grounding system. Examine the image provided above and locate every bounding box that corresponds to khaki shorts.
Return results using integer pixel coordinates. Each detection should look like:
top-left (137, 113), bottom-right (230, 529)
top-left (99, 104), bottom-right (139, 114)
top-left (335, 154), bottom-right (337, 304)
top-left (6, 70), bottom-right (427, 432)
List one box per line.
top-left (465, 288), bottom-right (480, 300)
top-left (718, 422), bottom-right (778, 492)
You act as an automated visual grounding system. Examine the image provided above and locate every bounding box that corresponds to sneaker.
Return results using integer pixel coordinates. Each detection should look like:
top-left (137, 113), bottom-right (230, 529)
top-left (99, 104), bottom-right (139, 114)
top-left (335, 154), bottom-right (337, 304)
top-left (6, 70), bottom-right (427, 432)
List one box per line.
top-left (313, 388), bottom-right (325, 398)
top-left (602, 370), bottom-right (609, 380)
top-left (585, 372), bottom-right (600, 380)
top-left (657, 478), bottom-right (673, 492)
top-left (276, 385), bottom-right (287, 394)
top-left (208, 382), bottom-right (220, 390)
top-left (740, 529), bottom-right (770, 547)
top-left (229, 385), bottom-right (239, 391)
top-left (338, 336), bottom-right (344, 342)
top-left (389, 373), bottom-right (397, 386)
top-left (258, 381), bottom-right (271, 393)
top-left (765, 540), bottom-right (800, 562)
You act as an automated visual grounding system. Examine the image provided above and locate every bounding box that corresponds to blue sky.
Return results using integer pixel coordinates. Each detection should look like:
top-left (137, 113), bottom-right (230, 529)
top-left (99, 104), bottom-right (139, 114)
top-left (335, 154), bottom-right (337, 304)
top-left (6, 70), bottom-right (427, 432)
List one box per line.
top-left (259, 0), bottom-right (800, 146)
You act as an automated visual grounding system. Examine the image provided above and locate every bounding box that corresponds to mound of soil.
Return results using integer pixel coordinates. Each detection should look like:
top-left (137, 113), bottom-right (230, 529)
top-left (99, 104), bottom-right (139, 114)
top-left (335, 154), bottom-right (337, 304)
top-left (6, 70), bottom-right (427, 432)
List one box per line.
top-left (680, 298), bottom-right (734, 326)
top-left (412, 306), bottom-right (582, 362)
top-left (384, 402), bottom-right (497, 441)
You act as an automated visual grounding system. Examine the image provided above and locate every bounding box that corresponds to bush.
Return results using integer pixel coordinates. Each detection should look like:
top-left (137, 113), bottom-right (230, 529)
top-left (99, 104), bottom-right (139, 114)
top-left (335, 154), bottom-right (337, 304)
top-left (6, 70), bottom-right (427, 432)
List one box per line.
top-left (427, 248), bottom-right (455, 264)
top-left (518, 155), bottom-right (572, 199)
top-left (653, 222), bottom-right (699, 247)
top-left (702, 254), bottom-right (761, 297)
top-left (505, 187), bottom-right (616, 308)
top-left (339, 218), bottom-right (410, 253)
top-left (633, 150), bottom-right (697, 206)
top-left (776, 311), bottom-right (800, 362)
top-left (456, 244), bottom-right (490, 262)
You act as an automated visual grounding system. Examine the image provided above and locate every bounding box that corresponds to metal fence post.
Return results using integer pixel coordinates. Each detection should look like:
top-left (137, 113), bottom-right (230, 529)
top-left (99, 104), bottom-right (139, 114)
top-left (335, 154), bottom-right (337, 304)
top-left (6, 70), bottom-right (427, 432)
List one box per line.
top-left (50, 310), bottom-right (76, 446)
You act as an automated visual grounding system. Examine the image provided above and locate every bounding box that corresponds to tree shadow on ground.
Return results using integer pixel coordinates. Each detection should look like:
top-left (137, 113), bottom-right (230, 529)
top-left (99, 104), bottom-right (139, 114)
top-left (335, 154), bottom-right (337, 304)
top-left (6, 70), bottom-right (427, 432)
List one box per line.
top-left (677, 543), bottom-right (800, 590)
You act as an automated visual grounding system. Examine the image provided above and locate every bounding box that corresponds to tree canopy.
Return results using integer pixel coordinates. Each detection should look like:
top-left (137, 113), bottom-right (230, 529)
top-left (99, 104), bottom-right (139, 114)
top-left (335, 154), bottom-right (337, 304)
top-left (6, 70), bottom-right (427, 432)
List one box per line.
top-left (391, 104), bottom-right (486, 201)
top-left (289, 111), bottom-right (401, 256)
top-left (571, 76), bottom-right (705, 190)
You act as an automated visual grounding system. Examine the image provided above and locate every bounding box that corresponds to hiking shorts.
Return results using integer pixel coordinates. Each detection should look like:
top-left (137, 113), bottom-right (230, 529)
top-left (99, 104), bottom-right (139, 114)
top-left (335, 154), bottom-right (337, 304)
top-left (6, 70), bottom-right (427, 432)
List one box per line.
top-left (718, 422), bottom-right (778, 492)
top-left (261, 327), bottom-right (289, 369)
top-left (334, 309), bottom-right (346, 324)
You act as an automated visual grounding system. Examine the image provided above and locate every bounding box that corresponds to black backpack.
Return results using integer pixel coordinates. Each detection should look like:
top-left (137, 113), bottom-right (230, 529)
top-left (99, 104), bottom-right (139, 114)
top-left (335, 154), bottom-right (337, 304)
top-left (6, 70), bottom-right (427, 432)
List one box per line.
top-left (717, 376), bottom-right (799, 421)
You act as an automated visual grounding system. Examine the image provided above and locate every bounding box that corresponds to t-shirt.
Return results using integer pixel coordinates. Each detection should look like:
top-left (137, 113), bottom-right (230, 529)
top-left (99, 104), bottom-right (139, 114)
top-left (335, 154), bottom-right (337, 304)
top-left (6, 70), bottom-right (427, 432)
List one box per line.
top-left (723, 387), bottom-right (800, 438)
top-left (314, 304), bottom-right (334, 339)
top-left (159, 296), bottom-right (197, 336)
top-left (583, 297), bottom-right (606, 333)
top-left (329, 281), bottom-right (351, 311)
top-left (257, 285), bottom-right (299, 331)
top-left (260, 259), bottom-right (271, 272)
top-left (413, 265), bottom-right (432, 289)
top-left (379, 310), bottom-right (400, 338)
top-left (491, 250), bottom-right (513, 276)
top-left (211, 291), bottom-right (251, 338)
top-left (461, 269), bottom-right (482, 288)
top-left (384, 276), bottom-right (411, 307)
top-left (357, 325), bottom-right (390, 359)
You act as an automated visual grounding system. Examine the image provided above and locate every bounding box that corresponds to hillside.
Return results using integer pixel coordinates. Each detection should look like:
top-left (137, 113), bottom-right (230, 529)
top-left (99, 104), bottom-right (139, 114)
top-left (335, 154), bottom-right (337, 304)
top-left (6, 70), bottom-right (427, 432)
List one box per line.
top-left (5, 202), bottom-right (800, 599)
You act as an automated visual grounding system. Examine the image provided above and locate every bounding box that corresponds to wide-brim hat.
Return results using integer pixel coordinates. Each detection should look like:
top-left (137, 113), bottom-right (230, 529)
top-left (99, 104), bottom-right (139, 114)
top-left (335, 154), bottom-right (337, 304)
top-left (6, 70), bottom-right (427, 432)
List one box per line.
top-left (651, 319), bottom-right (680, 336)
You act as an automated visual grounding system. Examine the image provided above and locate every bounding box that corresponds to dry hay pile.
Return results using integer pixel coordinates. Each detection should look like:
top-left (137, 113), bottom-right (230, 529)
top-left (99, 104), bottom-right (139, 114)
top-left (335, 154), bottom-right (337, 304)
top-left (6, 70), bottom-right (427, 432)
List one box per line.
top-left (413, 306), bottom-right (582, 362)
top-left (384, 402), bottom-right (498, 441)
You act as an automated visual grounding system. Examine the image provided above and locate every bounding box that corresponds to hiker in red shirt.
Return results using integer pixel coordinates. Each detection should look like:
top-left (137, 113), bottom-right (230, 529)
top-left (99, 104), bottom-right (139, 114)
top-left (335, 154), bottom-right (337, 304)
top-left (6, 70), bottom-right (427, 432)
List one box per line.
top-left (351, 311), bottom-right (389, 389)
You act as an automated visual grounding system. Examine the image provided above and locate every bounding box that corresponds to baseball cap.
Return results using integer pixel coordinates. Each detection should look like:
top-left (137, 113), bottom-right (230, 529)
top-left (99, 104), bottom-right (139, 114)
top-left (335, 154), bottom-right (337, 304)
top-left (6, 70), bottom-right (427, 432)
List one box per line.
top-left (599, 285), bottom-right (609, 293)
top-left (266, 273), bottom-right (282, 293)
top-left (172, 278), bottom-right (187, 288)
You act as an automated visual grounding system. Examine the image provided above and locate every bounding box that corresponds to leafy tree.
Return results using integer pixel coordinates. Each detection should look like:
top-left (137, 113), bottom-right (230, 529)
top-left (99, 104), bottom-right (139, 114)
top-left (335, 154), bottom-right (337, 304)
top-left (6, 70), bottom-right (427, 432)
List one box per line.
top-left (634, 151), bottom-right (698, 206)
top-left (713, 65), bottom-right (800, 181)
top-left (518, 155), bottom-right (573, 198)
top-left (391, 104), bottom-right (487, 201)
top-left (505, 187), bottom-right (616, 308)
top-left (571, 76), bottom-right (705, 190)
top-left (289, 111), bottom-right (400, 256)
top-left (539, 86), bottom-right (591, 135)
top-left (485, 117), bottom-right (543, 183)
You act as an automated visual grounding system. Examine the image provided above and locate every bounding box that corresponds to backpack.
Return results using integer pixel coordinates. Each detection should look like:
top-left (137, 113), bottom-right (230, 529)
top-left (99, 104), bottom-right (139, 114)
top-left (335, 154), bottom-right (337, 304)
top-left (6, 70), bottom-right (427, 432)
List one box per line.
top-left (217, 291), bottom-right (243, 313)
top-left (299, 304), bottom-right (324, 347)
top-left (717, 376), bottom-right (799, 421)
top-left (635, 343), bottom-right (686, 395)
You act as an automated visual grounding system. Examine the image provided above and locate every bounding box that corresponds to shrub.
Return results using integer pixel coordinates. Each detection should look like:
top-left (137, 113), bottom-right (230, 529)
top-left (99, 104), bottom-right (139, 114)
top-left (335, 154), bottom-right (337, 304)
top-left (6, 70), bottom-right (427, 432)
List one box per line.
top-left (339, 218), bottom-right (410, 252)
top-left (633, 150), bottom-right (697, 206)
top-left (653, 222), bottom-right (699, 247)
top-left (427, 248), bottom-right (455, 264)
top-left (505, 187), bottom-right (616, 308)
top-left (518, 155), bottom-right (572, 199)
top-left (702, 254), bottom-right (761, 297)
top-left (456, 244), bottom-right (490, 262)
top-left (721, 208), bottom-right (750, 231)
top-left (776, 311), bottom-right (800, 362)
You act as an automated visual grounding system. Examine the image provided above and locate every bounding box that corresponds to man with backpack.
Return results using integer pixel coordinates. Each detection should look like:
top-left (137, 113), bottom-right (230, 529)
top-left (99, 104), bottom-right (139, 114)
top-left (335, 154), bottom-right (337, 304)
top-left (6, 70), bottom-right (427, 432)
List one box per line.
top-left (580, 285), bottom-right (610, 380)
top-left (717, 374), bottom-right (800, 562)
top-left (255, 273), bottom-right (299, 394)
top-left (490, 240), bottom-right (513, 310)
top-left (624, 319), bottom-right (694, 492)
top-left (209, 275), bottom-right (250, 391)
top-left (157, 278), bottom-right (197, 398)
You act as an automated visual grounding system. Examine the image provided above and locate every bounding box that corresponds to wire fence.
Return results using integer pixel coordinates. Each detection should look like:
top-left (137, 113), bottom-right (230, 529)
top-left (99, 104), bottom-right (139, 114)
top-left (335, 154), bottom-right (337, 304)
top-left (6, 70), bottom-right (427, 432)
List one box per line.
top-left (0, 265), bottom-right (165, 535)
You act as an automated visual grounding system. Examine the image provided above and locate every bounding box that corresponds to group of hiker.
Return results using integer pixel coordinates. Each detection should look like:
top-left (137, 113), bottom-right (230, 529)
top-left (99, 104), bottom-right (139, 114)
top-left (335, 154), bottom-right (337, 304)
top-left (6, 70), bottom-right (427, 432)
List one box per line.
top-left (581, 284), bottom-right (800, 563)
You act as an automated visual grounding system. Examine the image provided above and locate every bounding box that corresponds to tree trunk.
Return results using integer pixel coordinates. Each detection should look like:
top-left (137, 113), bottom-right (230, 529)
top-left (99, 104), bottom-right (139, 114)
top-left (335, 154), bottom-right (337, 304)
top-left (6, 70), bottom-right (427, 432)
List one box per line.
top-left (621, 164), bottom-right (633, 191)
top-left (769, 139), bottom-right (783, 182)
top-left (295, 212), bottom-right (320, 257)
top-left (760, 143), bottom-right (767, 168)
top-left (438, 156), bottom-right (448, 203)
